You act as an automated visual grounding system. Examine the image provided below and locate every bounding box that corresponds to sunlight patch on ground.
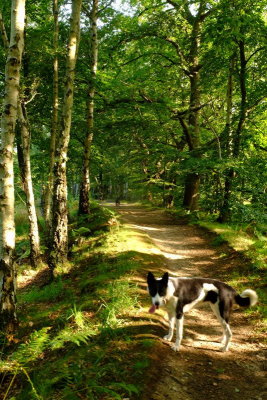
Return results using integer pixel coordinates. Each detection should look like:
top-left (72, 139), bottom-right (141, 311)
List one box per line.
top-left (161, 252), bottom-right (186, 260)
top-left (199, 222), bottom-right (255, 252)
top-left (125, 224), bottom-right (188, 260)
top-left (130, 224), bottom-right (162, 232)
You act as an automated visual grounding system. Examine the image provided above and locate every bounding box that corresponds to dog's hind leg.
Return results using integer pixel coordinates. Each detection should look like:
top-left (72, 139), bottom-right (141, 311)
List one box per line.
top-left (164, 312), bottom-right (176, 342)
top-left (210, 302), bottom-right (232, 352)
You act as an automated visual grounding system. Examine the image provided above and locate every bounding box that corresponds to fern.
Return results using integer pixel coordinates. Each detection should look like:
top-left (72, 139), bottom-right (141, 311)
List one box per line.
top-left (0, 329), bottom-right (48, 400)
top-left (90, 384), bottom-right (122, 399)
top-left (9, 328), bottom-right (50, 366)
top-left (50, 325), bottom-right (96, 350)
top-left (110, 382), bottom-right (139, 395)
top-left (73, 226), bottom-right (91, 236)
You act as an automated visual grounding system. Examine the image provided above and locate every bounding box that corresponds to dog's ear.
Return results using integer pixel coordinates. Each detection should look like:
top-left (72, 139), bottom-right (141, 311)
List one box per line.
top-left (147, 272), bottom-right (155, 284)
top-left (162, 272), bottom-right (169, 285)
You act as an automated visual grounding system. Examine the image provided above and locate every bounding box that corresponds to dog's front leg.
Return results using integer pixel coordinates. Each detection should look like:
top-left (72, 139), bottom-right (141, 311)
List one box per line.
top-left (171, 315), bottom-right (184, 352)
top-left (164, 312), bottom-right (176, 342)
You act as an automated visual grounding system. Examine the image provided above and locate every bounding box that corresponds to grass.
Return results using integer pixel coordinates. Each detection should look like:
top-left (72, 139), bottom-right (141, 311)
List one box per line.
top-left (1, 203), bottom-right (156, 400)
top-left (196, 219), bottom-right (267, 324)
top-left (18, 279), bottom-right (67, 303)
top-left (198, 221), bottom-right (256, 252)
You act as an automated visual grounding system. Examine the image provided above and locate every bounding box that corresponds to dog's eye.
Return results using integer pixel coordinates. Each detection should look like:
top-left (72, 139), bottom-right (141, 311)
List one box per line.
top-left (158, 288), bottom-right (166, 296)
top-left (149, 288), bottom-right (157, 297)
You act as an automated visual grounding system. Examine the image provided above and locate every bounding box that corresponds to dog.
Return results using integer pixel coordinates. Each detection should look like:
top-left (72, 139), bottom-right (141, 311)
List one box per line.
top-left (147, 272), bottom-right (258, 352)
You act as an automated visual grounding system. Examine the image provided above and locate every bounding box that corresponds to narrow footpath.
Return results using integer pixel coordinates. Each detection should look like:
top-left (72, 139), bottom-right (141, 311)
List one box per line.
top-left (117, 204), bottom-right (266, 400)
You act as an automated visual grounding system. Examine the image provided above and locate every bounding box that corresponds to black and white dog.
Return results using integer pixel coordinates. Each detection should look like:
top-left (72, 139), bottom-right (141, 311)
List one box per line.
top-left (147, 272), bottom-right (258, 352)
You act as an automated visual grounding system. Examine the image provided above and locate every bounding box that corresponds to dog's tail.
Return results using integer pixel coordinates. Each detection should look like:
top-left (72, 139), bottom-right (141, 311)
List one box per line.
top-left (235, 289), bottom-right (258, 307)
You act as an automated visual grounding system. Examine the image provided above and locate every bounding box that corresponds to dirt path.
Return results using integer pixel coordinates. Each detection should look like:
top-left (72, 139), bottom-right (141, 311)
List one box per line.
top-left (117, 205), bottom-right (266, 400)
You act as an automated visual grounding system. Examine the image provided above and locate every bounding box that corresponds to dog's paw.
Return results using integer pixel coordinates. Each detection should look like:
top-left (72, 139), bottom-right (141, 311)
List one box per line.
top-left (163, 335), bottom-right (173, 342)
top-left (220, 345), bottom-right (229, 352)
top-left (171, 343), bottom-right (180, 352)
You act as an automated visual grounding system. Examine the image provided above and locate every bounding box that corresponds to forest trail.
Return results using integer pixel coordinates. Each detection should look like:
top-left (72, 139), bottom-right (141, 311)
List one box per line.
top-left (116, 204), bottom-right (266, 400)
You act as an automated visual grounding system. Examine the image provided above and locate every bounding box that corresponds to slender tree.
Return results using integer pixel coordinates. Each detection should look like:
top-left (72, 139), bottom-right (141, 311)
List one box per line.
top-left (49, 0), bottom-right (82, 273)
top-left (44, 0), bottom-right (60, 226)
top-left (79, 0), bottom-right (99, 214)
top-left (0, 0), bottom-right (26, 333)
top-left (16, 101), bottom-right (41, 266)
top-left (1, 9), bottom-right (41, 268)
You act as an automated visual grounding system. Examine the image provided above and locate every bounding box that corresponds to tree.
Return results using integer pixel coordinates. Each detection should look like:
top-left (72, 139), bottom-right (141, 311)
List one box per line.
top-left (44, 0), bottom-right (60, 227)
top-left (79, 0), bottom-right (99, 214)
top-left (0, 0), bottom-right (26, 333)
top-left (215, 0), bottom-right (267, 221)
top-left (16, 101), bottom-right (41, 267)
top-left (1, 7), bottom-right (41, 268)
top-left (48, 0), bottom-right (82, 274)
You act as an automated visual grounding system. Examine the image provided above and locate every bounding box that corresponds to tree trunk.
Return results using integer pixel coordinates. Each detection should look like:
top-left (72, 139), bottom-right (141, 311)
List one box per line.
top-left (16, 102), bottom-right (41, 267)
top-left (224, 55), bottom-right (235, 155)
top-left (1, 6), bottom-right (41, 268)
top-left (79, 0), bottom-right (98, 214)
top-left (44, 0), bottom-right (59, 226)
top-left (182, 9), bottom-right (203, 211)
top-left (0, 0), bottom-right (25, 334)
top-left (219, 42), bottom-right (247, 222)
top-left (183, 172), bottom-right (200, 211)
top-left (48, 0), bottom-right (82, 273)
top-left (217, 56), bottom-right (235, 223)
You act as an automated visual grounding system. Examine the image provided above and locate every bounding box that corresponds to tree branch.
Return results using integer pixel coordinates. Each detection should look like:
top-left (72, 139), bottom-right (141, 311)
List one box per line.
top-left (246, 46), bottom-right (266, 65)
top-left (160, 36), bottom-right (189, 71)
top-left (177, 117), bottom-right (194, 151)
top-left (119, 51), bottom-right (178, 67)
top-left (172, 102), bottom-right (210, 118)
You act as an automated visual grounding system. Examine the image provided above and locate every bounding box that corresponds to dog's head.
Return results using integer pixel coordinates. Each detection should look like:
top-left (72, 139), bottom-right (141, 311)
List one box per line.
top-left (147, 272), bottom-right (169, 313)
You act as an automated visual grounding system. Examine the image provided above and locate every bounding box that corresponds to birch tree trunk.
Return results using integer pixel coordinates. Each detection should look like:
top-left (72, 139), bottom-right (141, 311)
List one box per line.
top-left (1, 8), bottom-right (40, 268)
top-left (48, 0), bottom-right (82, 273)
top-left (0, 0), bottom-right (25, 333)
top-left (79, 0), bottom-right (98, 214)
top-left (44, 0), bottom-right (59, 226)
top-left (16, 102), bottom-right (41, 267)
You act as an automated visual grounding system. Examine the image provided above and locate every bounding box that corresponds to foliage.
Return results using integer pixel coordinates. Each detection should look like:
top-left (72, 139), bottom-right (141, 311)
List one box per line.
top-left (1, 212), bottom-right (151, 400)
top-left (196, 218), bottom-right (267, 323)
top-left (2, 0), bottom-right (266, 217)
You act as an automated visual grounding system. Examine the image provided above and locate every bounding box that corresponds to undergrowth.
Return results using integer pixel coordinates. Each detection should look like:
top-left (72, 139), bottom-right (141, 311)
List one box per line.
top-left (4, 202), bottom-right (266, 399)
top-left (196, 220), bottom-right (267, 322)
top-left (1, 203), bottom-right (154, 400)
top-left (166, 207), bottom-right (266, 324)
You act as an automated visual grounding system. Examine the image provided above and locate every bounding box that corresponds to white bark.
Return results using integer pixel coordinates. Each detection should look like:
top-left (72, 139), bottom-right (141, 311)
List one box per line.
top-left (0, 0), bottom-right (25, 332)
top-left (49, 0), bottom-right (82, 271)
top-left (44, 0), bottom-right (59, 226)
top-left (79, 0), bottom-right (98, 214)
top-left (17, 102), bottom-right (41, 266)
